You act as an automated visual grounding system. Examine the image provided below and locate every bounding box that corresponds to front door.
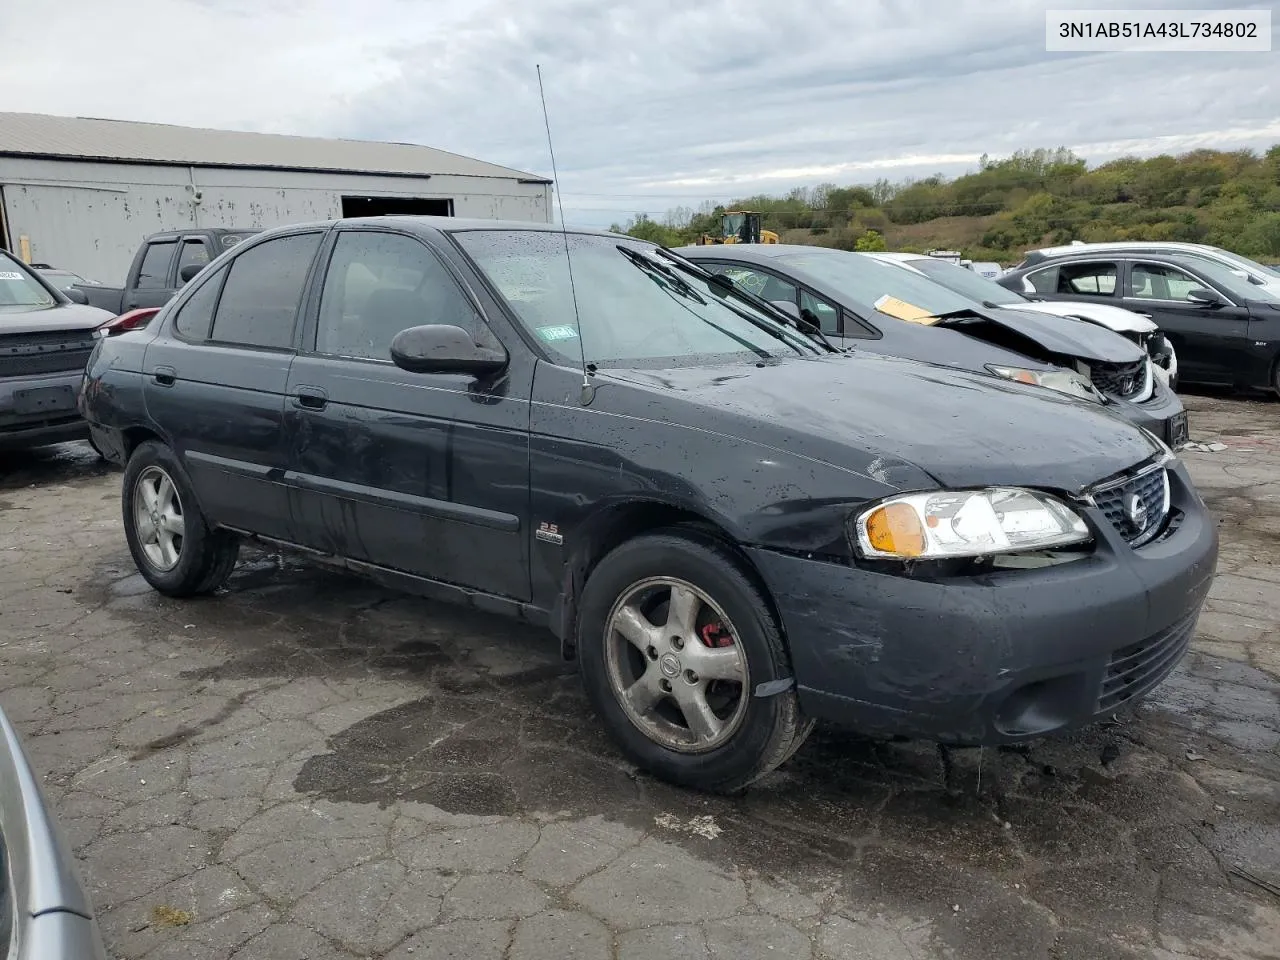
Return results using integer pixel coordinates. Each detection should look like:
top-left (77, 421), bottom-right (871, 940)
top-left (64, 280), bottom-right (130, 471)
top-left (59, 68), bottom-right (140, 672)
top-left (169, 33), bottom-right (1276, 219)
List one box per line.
top-left (284, 227), bottom-right (532, 600)
top-left (1121, 259), bottom-right (1252, 385)
top-left (143, 230), bottom-right (324, 539)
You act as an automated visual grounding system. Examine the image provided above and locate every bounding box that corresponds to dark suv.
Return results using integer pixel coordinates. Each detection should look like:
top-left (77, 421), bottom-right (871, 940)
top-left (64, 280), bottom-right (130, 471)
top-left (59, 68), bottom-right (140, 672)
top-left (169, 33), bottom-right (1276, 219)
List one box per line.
top-left (80, 218), bottom-right (1217, 792)
top-left (1000, 250), bottom-right (1280, 393)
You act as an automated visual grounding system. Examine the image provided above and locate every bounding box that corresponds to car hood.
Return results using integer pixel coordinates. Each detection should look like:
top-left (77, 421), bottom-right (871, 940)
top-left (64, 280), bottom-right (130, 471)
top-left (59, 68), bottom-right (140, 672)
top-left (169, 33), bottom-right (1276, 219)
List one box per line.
top-left (603, 352), bottom-right (1161, 494)
top-left (0, 302), bottom-right (114, 336)
top-left (959, 307), bottom-right (1145, 364)
top-left (1012, 300), bottom-right (1158, 334)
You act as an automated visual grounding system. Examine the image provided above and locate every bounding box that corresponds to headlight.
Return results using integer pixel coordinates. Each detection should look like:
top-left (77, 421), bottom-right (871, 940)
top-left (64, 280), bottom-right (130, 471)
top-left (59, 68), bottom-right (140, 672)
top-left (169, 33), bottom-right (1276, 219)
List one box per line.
top-left (853, 488), bottom-right (1091, 560)
top-left (987, 365), bottom-right (1103, 403)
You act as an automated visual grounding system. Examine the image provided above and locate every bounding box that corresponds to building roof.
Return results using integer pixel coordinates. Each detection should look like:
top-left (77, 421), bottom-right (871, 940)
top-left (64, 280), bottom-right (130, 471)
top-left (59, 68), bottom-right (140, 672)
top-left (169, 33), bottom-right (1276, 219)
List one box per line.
top-left (0, 112), bottom-right (550, 183)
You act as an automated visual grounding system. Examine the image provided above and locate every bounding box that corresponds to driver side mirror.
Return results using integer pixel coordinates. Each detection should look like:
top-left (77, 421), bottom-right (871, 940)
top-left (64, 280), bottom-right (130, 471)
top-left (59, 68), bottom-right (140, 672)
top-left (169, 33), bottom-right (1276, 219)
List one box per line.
top-left (64, 286), bottom-right (89, 305)
top-left (1186, 288), bottom-right (1223, 307)
top-left (390, 324), bottom-right (508, 375)
top-left (179, 263), bottom-right (204, 284)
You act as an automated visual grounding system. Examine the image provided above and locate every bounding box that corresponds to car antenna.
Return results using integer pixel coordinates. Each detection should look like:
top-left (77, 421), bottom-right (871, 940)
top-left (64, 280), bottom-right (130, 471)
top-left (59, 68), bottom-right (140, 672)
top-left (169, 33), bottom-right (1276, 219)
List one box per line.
top-left (536, 64), bottom-right (594, 406)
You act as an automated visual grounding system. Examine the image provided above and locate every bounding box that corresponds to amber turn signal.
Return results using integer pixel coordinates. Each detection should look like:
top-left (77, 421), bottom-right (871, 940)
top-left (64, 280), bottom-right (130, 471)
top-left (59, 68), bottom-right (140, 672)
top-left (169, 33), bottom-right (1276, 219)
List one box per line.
top-left (863, 502), bottom-right (926, 558)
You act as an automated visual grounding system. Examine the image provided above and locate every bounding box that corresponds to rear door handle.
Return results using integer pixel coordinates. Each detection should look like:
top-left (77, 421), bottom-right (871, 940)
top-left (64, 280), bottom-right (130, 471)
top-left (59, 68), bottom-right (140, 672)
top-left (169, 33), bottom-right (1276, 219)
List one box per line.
top-left (152, 365), bottom-right (176, 386)
top-left (294, 386), bottom-right (328, 410)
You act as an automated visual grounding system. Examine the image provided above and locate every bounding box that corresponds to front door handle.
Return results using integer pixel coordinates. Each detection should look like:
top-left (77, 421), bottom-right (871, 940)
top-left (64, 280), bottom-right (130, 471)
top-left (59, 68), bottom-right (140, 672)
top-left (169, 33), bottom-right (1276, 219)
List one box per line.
top-left (294, 386), bottom-right (328, 410)
top-left (1134, 313), bottom-right (1153, 319)
top-left (152, 365), bottom-right (176, 386)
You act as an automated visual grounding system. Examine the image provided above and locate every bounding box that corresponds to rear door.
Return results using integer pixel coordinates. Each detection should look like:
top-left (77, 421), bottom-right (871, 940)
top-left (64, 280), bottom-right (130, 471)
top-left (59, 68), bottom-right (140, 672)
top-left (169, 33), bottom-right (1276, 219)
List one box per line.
top-left (123, 239), bottom-right (179, 311)
top-left (284, 226), bottom-right (532, 600)
top-left (143, 229), bottom-right (324, 539)
top-left (1120, 259), bottom-right (1251, 385)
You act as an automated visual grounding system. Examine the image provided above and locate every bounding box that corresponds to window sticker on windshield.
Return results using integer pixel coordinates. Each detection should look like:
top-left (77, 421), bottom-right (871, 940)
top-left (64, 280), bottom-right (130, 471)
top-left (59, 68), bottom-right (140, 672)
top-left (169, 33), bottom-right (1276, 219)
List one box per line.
top-left (874, 294), bottom-right (939, 325)
top-left (537, 324), bottom-right (580, 342)
top-left (0, 272), bottom-right (24, 281)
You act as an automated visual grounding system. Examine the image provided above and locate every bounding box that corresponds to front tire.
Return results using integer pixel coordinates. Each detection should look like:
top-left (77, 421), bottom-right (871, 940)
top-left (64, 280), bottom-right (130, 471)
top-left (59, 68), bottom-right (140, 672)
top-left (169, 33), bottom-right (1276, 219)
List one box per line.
top-left (122, 441), bottom-right (239, 597)
top-left (577, 531), bottom-right (812, 793)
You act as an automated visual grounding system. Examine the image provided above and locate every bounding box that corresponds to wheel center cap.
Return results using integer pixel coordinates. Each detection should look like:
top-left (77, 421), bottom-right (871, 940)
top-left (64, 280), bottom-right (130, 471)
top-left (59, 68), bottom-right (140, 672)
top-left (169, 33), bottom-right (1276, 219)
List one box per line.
top-left (659, 653), bottom-right (681, 678)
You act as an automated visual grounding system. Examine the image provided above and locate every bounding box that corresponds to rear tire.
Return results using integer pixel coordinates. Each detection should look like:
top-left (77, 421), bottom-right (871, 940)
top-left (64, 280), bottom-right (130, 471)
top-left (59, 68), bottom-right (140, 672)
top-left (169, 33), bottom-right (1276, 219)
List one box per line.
top-left (577, 530), bottom-right (812, 793)
top-left (122, 441), bottom-right (239, 597)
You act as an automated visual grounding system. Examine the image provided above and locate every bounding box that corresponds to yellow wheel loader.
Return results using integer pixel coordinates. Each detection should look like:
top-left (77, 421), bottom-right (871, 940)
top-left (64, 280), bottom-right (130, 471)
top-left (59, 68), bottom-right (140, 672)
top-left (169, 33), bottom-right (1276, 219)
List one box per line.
top-left (696, 211), bottom-right (779, 245)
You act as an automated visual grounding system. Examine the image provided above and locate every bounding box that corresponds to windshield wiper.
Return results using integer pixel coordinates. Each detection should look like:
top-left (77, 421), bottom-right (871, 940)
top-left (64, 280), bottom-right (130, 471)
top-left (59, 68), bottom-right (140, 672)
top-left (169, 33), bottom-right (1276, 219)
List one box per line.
top-left (616, 246), bottom-right (706, 304)
top-left (616, 246), bottom-right (772, 360)
top-left (647, 247), bottom-right (838, 353)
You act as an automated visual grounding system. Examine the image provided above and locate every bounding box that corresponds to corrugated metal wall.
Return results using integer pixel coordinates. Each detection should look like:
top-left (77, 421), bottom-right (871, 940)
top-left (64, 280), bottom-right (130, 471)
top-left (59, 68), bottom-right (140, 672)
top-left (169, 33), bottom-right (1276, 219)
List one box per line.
top-left (0, 157), bottom-right (551, 282)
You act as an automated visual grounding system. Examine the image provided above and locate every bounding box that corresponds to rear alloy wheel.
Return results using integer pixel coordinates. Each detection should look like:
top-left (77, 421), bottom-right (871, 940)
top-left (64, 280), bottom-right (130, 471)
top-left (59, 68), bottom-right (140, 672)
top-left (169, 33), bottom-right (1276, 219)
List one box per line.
top-left (578, 531), bottom-right (812, 793)
top-left (122, 441), bottom-right (239, 597)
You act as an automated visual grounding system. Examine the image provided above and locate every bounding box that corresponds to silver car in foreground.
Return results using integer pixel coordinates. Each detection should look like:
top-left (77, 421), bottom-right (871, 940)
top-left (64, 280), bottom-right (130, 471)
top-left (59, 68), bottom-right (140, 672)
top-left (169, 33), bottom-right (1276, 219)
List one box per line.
top-left (1, 705), bottom-right (108, 960)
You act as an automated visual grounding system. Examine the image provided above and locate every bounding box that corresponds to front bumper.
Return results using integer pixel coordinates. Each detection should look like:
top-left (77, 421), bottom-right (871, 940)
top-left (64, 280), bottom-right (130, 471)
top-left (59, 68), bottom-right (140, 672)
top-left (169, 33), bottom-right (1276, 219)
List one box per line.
top-left (747, 460), bottom-right (1217, 745)
top-left (0, 371), bottom-right (88, 450)
top-left (1110, 381), bottom-right (1187, 447)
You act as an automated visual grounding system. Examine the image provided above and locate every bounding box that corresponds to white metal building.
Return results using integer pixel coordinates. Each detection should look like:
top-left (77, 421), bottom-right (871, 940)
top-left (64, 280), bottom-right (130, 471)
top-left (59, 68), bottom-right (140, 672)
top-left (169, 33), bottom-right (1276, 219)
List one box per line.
top-left (0, 112), bottom-right (552, 282)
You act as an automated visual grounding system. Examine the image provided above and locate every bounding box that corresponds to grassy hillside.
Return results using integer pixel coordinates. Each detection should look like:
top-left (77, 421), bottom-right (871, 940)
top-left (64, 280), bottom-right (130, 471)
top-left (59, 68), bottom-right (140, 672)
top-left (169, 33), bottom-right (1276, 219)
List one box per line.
top-left (616, 147), bottom-right (1280, 265)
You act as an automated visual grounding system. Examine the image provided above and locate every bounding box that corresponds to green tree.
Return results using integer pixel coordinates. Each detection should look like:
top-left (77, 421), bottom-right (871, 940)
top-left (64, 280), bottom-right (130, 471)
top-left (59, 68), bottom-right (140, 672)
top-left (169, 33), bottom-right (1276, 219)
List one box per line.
top-left (853, 229), bottom-right (887, 251)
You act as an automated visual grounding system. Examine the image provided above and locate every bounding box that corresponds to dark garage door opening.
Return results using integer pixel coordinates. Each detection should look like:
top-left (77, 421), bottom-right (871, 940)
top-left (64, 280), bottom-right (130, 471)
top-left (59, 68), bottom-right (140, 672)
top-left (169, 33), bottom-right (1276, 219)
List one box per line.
top-left (341, 196), bottom-right (453, 218)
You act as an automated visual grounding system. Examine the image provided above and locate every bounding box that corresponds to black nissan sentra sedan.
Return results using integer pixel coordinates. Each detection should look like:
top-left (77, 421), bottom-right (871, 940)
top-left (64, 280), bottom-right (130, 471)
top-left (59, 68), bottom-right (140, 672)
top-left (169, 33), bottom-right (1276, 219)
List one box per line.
top-left (79, 218), bottom-right (1218, 793)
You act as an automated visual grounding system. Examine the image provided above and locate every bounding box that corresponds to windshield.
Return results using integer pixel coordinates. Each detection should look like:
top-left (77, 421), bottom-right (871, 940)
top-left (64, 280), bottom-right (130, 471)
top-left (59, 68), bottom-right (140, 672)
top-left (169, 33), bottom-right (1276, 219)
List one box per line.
top-left (455, 231), bottom-right (817, 367)
top-left (1202, 247), bottom-right (1280, 281)
top-left (1172, 255), bottom-right (1280, 303)
top-left (775, 250), bottom-right (979, 318)
top-left (0, 253), bottom-right (57, 310)
top-left (905, 257), bottom-right (1025, 306)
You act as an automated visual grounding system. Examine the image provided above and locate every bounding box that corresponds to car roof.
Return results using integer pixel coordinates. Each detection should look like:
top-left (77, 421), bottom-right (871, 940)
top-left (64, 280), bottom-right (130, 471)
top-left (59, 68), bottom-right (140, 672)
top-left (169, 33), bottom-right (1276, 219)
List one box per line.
top-left (1013, 249), bottom-right (1223, 274)
top-left (146, 226), bottom-right (260, 241)
top-left (244, 216), bottom-right (626, 242)
top-left (673, 243), bottom-right (848, 262)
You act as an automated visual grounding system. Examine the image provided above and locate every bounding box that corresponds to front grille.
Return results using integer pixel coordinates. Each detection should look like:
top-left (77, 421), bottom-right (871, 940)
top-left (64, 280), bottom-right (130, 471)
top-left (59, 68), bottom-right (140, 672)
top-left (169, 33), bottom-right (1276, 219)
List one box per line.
top-left (1089, 359), bottom-right (1146, 399)
top-left (0, 330), bottom-right (96, 378)
top-left (1099, 612), bottom-right (1196, 712)
top-left (1091, 464), bottom-right (1170, 546)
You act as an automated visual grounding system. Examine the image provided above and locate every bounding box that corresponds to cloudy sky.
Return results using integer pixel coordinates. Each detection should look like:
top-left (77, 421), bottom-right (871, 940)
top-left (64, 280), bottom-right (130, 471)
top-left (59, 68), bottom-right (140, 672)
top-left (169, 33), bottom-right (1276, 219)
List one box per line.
top-left (2, 0), bottom-right (1277, 225)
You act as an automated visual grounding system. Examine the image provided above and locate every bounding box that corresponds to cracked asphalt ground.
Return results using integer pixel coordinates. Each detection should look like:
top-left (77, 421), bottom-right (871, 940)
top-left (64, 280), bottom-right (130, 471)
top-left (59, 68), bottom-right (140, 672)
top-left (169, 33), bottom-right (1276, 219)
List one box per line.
top-left (2, 393), bottom-right (1279, 960)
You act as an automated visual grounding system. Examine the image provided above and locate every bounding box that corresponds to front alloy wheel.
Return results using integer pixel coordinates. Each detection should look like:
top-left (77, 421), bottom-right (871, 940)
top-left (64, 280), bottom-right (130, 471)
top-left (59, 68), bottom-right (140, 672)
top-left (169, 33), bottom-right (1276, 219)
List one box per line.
top-left (605, 577), bottom-right (748, 752)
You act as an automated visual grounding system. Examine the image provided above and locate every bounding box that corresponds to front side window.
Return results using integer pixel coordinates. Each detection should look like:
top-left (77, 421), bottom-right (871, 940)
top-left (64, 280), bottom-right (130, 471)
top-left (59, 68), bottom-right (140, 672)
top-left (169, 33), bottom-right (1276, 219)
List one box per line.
top-left (136, 241), bottom-right (177, 289)
top-left (210, 233), bottom-right (322, 349)
top-left (455, 231), bottom-right (816, 368)
top-left (799, 289), bottom-right (841, 335)
top-left (316, 231), bottom-right (493, 361)
top-left (1056, 262), bottom-right (1118, 296)
top-left (0, 252), bottom-right (56, 310)
top-left (1128, 263), bottom-right (1202, 301)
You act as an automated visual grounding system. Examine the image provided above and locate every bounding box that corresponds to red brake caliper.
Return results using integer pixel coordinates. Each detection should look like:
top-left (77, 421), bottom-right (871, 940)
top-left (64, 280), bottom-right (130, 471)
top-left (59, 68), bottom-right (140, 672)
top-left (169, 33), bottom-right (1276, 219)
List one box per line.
top-left (699, 622), bottom-right (734, 648)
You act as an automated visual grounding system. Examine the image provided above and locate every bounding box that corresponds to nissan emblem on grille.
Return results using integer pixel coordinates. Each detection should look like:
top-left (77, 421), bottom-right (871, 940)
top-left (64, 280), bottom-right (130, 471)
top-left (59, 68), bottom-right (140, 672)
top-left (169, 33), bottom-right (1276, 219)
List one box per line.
top-left (1091, 464), bottom-right (1170, 547)
top-left (1124, 491), bottom-right (1148, 529)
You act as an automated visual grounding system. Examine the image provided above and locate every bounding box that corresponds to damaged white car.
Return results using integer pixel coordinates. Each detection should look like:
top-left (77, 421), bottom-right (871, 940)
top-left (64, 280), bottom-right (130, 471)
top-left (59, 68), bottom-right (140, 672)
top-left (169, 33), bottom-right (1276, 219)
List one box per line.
top-left (869, 252), bottom-right (1179, 389)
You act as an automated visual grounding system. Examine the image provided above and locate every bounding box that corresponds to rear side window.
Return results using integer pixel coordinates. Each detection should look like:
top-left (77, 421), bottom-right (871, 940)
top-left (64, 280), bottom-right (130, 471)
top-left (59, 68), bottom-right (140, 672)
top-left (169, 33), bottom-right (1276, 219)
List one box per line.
top-left (210, 233), bottom-right (322, 349)
top-left (136, 241), bottom-right (177, 289)
top-left (173, 268), bottom-right (225, 341)
top-left (1057, 262), bottom-right (1118, 296)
